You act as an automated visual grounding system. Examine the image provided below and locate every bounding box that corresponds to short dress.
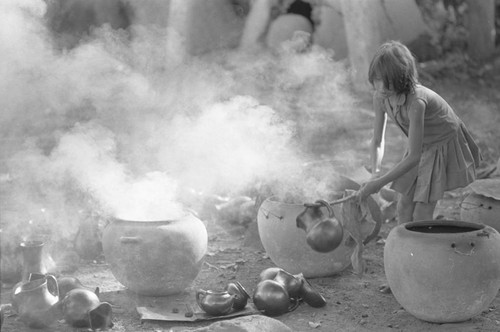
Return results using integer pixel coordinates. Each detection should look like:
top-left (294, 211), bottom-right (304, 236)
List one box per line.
top-left (377, 85), bottom-right (481, 203)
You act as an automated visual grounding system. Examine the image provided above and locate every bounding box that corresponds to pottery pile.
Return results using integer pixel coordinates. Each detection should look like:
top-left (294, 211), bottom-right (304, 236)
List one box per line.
top-left (11, 274), bottom-right (113, 330)
top-left (253, 267), bottom-right (326, 317)
top-left (196, 267), bottom-right (326, 318)
top-left (7, 240), bottom-right (113, 329)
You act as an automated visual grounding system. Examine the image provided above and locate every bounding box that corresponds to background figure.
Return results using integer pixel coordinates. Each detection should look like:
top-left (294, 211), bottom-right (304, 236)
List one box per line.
top-left (239, 0), bottom-right (316, 51)
top-left (45, 0), bottom-right (133, 49)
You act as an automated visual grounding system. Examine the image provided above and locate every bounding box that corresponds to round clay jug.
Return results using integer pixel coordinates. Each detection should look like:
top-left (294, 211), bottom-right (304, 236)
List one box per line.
top-left (253, 279), bottom-right (292, 317)
top-left (257, 173), bottom-right (381, 277)
top-left (384, 220), bottom-right (500, 323)
top-left (102, 212), bottom-right (208, 296)
top-left (297, 200), bottom-right (344, 253)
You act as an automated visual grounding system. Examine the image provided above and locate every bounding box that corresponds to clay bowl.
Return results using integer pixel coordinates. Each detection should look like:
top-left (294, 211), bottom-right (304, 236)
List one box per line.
top-left (257, 172), bottom-right (381, 277)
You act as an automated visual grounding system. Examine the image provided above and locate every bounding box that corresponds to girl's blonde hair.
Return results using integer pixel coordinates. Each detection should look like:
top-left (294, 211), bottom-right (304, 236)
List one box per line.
top-left (368, 40), bottom-right (419, 95)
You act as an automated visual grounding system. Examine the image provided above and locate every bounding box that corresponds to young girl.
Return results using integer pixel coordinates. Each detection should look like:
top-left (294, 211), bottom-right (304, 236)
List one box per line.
top-left (357, 40), bottom-right (481, 223)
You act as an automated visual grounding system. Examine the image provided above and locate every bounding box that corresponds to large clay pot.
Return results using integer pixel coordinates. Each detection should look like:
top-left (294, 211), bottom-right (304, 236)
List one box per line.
top-left (102, 212), bottom-right (207, 296)
top-left (384, 220), bottom-right (500, 323)
top-left (257, 173), bottom-right (381, 277)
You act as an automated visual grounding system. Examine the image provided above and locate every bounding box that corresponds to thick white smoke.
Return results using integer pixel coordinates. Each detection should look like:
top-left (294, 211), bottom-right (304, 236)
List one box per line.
top-left (0, 0), bottom-right (360, 247)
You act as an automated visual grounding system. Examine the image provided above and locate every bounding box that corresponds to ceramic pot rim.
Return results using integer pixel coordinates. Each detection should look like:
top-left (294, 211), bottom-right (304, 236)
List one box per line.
top-left (265, 196), bottom-right (306, 207)
top-left (403, 220), bottom-right (485, 233)
top-left (111, 212), bottom-right (194, 223)
top-left (20, 240), bottom-right (44, 248)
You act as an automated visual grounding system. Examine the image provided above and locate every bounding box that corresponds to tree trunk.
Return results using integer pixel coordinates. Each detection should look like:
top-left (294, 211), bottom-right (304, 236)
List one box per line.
top-left (466, 0), bottom-right (496, 61)
top-left (340, 0), bottom-right (388, 93)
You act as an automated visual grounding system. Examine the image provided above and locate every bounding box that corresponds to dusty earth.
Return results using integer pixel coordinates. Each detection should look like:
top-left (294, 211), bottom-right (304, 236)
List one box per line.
top-left (2, 57), bottom-right (500, 332)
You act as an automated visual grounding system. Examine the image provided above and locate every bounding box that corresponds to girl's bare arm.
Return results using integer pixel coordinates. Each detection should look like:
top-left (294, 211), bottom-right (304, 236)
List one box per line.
top-left (372, 99), bottom-right (425, 188)
top-left (370, 96), bottom-right (387, 176)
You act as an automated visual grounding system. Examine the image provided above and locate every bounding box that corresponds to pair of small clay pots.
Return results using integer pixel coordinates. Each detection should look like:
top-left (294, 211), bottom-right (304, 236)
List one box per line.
top-left (56, 276), bottom-right (113, 330)
top-left (253, 267), bottom-right (326, 316)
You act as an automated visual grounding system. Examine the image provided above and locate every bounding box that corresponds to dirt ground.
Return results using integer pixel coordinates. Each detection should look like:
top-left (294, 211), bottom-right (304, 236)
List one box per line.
top-left (2, 58), bottom-right (500, 332)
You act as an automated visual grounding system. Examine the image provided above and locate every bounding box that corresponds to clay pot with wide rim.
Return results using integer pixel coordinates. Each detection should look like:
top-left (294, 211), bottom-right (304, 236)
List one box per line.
top-left (102, 212), bottom-right (208, 296)
top-left (384, 220), bottom-right (500, 323)
top-left (257, 173), bottom-right (381, 277)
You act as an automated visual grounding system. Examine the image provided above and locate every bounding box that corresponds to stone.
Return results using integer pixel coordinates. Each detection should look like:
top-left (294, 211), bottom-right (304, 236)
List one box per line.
top-left (173, 315), bottom-right (293, 332)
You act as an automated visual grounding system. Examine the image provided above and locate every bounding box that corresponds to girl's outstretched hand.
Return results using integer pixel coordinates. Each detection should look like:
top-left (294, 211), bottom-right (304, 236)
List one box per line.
top-left (356, 180), bottom-right (382, 201)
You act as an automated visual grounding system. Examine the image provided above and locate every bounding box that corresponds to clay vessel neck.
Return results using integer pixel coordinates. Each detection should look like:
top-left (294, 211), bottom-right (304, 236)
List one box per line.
top-left (20, 241), bottom-right (47, 282)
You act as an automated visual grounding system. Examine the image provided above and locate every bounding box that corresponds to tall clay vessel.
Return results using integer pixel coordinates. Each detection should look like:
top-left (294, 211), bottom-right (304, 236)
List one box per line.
top-left (384, 220), bottom-right (500, 323)
top-left (102, 213), bottom-right (207, 296)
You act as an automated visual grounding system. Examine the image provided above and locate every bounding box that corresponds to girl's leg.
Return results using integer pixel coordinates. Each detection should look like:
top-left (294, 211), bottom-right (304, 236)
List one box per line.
top-left (413, 201), bottom-right (437, 221)
top-left (397, 193), bottom-right (416, 224)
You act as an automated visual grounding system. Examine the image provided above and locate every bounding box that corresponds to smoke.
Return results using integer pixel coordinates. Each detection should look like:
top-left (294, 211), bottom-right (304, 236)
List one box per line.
top-left (0, 0), bottom-right (360, 246)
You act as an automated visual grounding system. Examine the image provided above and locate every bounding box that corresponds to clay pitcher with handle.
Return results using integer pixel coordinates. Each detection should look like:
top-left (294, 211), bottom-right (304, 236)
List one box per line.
top-left (296, 200), bottom-right (344, 253)
top-left (11, 274), bottom-right (59, 328)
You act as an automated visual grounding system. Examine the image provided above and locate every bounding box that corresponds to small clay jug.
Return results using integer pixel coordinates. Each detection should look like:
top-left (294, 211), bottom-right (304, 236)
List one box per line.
top-left (306, 217), bottom-right (344, 253)
top-left (296, 200), bottom-right (344, 253)
top-left (225, 282), bottom-right (250, 310)
top-left (273, 269), bottom-right (302, 299)
top-left (253, 279), bottom-right (297, 317)
top-left (295, 273), bottom-right (326, 308)
top-left (61, 288), bottom-right (113, 329)
top-left (296, 200), bottom-right (333, 232)
top-left (196, 289), bottom-right (235, 316)
top-left (11, 274), bottom-right (59, 328)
